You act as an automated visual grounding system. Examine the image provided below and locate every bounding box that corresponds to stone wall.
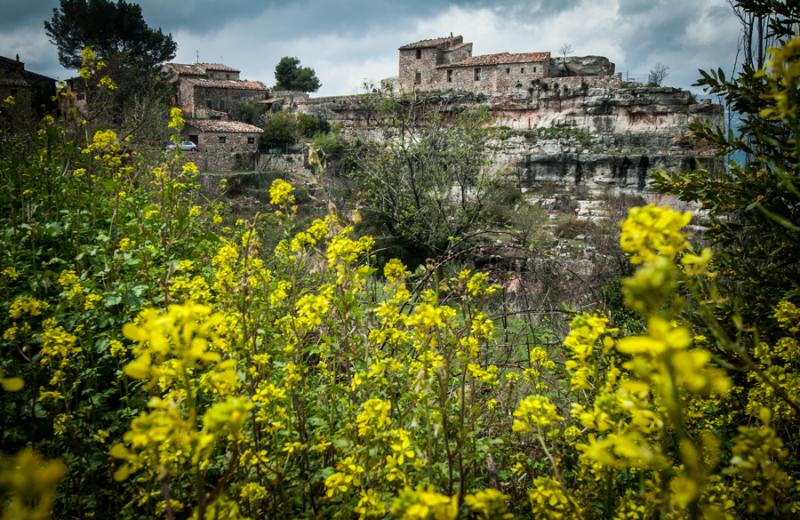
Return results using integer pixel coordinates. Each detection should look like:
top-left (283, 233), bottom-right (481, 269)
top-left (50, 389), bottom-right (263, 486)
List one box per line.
top-left (187, 131), bottom-right (260, 172)
top-left (399, 48), bottom-right (441, 90)
top-left (433, 65), bottom-right (498, 95)
top-left (256, 153), bottom-right (307, 175)
top-left (192, 86), bottom-right (266, 116)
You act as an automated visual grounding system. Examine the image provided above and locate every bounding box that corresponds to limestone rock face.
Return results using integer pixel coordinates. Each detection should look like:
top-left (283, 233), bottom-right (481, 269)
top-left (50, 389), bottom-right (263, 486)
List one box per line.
top-left (556, 56), bottom-right (615, 77)
top-left (296, 76), bottom-right (723, 218)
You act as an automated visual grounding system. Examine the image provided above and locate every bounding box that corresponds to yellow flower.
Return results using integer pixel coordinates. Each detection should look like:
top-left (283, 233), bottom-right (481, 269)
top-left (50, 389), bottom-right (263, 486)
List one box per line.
top-left (620, 205), bottom-right (692, 264)
top-left (384, 258), bottom-right (409, 283)
top-left (356, 398), bottom-right (391, 437)
top-left (84, 293), bottom-right (102, 311)
top-left (512, 395), bottom-right (563, 432)
top-left (182, 162), bottom-right (199, 175)
top-left (168, 107), bottom-right (184, 130)
top-left (269, 179), bottom-right (295, 206)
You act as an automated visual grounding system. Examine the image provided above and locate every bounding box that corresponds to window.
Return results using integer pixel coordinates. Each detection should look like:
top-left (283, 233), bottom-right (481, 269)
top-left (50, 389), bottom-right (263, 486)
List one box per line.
top-left (474, 68), bottom-right (481, 81)
top-left (206, 100), bottom-right (213, 109)
top-left (521, 67), bottom-right (525, 73)
top-left (189, 135), bottom-right (198, 144)
top-left (534, 67), bottom-right (537, 73)
top-left (447, 69), bottom-right (453, 82)
top-left (416, 49), bottom-right (422, 59)
top-left (218, 136), bottom-right (227, 144)
top-left (506, 68), bottom-right (510, 74)
top-left (247, 136), bottom-right (255, 144)
top-left (415, 71), bottom-right (421, 84)
top-left (219, 100), bottom-right (225, 110)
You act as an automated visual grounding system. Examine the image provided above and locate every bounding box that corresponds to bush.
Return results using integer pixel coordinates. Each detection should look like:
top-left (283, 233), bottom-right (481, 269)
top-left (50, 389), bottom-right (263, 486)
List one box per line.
top-left (259, 111), bottom-right (296, 152)
top-left (1, 30), bottom-right (799, 520)
top-left (296, 112), bottom-right (330, 138)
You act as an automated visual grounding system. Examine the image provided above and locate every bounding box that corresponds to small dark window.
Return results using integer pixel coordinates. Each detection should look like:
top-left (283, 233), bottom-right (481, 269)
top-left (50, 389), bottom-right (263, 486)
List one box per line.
top-left (506, 68), bottom-right (510, 74)
top-left (247, 136), bottom-right (255, 144)
top-left (416, 49), bottom-right (422, 59)
top-left (521, 67), bottom-right (525, 73)
top-left (219, 100), bottom-right (225, 110)
top-left (206, 100), bottom-right (213, 109)
top-left (218, 136), bottom-right (226, 144)
top-left (474, 68), bottom-right (481, 81)
top-left (415, 71), bottom-right (421, 84)
top-left (447, 69), bottom-right (453, 82)
top-left (189, 135), bottom-right (198, 144)
top-left (534, 67), bottom-right (537, 73)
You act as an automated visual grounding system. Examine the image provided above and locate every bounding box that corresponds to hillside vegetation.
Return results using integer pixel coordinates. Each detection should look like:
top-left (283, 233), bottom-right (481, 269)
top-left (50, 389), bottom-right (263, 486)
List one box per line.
top-left (1, 7), bottom-right (800, 520)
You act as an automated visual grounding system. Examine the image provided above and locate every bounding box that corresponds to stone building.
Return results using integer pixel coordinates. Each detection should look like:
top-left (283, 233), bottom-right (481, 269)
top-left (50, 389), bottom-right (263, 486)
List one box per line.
top-left (163, 62), bottom-right (266, 170)
top-left (163, 62), bottom-right (269, 121)
top-left (398, 35), bottom-right (614, 96)
top-left (184, 119), bottom-right (263, 171)
top-left (0, 55), bottom-right (56, 117)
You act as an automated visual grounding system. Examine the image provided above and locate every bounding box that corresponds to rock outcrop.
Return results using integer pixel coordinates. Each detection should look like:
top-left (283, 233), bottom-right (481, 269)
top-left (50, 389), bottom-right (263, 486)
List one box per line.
top-left (295, 75), bottom-right (722, 219)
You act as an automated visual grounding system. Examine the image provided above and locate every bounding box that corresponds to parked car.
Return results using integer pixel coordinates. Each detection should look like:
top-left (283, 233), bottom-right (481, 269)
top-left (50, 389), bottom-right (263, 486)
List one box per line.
top-left (166, 141), bottom-right (198, 152)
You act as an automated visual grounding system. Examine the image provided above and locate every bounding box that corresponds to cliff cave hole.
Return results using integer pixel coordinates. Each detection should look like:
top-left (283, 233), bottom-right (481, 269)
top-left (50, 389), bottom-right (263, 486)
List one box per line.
top-left (637, 156), bottom-right (650, 191)
top-left (619, 157), bottom-right (633, 185)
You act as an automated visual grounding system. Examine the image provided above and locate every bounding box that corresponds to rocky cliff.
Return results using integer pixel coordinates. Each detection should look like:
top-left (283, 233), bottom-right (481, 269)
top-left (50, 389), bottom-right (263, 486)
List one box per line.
top-left (295, 75), bottom-right (723, 219)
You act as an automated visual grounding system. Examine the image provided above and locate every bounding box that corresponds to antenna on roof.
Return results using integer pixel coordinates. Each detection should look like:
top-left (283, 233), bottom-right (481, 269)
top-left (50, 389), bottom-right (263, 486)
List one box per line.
top-left (195, 50), bottom-right (199, 63)
top-left (450, 32), bottom-right (453, 38)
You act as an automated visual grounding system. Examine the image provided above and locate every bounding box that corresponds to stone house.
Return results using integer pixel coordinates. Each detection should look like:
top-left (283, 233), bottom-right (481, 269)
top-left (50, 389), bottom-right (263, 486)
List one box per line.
top-left (163, 62), bottom-right (267, 170)
top-left (398, 35), bottom-right (614, 96)
top-left (184, 119), bottom-right (263, 171)
top-left (0, 55), bottom-right (56, 117)
top-left (163, 62), bottom-right (269, 121)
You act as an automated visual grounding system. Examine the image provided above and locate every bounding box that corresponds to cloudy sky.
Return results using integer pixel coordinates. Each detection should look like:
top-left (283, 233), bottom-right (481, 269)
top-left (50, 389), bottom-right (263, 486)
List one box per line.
top-left (1, 0), bottom-right (741, 96)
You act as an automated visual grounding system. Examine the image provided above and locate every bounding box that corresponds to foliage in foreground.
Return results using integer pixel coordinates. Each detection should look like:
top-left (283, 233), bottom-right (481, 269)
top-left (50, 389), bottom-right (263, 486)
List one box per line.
top-left (1, 41), bottom-right (800, 520)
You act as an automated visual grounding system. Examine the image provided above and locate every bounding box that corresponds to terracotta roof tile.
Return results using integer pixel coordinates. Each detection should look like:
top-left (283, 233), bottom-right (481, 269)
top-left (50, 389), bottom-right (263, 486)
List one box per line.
top-left (185, 119), bottom-right (263, 133)
top-left (198, 63), bottom-right (240, 72)
top-left (164, 63), bottom-right (206, 75)
top-left (400, 35), bottom-right (463, 50)
top-left (186, 78), bottom-right (267, 91)
top-left (439, 52), bottom-right (551, 68)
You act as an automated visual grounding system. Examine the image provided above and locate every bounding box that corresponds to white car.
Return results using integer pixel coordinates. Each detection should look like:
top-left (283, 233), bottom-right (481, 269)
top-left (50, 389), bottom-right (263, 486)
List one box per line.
top-left (166, 141), bottom-right (198, 152)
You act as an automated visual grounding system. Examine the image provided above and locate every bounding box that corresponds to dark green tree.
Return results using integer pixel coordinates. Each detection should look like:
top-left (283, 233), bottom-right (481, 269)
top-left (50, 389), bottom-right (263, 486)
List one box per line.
top-left (44, 0), bottom-right (177, 132)
top-left (653, 0), bottom-right (800, 338)
top-left (274, 57), bottom-right (321, 92)
top-left (259, 112), bottom-right (297, 152)
top-left (44, 0), bottom-right (176, 71)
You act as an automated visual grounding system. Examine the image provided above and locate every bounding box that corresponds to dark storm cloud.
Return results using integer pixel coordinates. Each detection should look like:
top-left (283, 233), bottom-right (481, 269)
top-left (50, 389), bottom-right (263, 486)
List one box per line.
top-left (0, 0), bottom-right (58, 31)
top-left (0, 0), bottom-right (741, 92)
top-left (615, 0), bottom-right (739, 87)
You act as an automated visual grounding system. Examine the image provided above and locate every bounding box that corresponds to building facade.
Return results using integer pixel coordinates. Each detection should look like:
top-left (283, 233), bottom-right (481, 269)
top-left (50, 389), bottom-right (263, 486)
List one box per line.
top-left (163, 62), bottom-right (267, 171)
top-left (398, 35), bottom-right (614, 96)
top-left (0, 55), bottom-right (56, 117)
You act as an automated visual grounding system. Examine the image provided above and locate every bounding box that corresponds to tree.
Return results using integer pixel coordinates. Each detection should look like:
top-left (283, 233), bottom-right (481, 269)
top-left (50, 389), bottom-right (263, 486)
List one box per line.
top-left (44, 0), bottom-right (176, 71)
top-left (347, 92), bottom-right (518, 262)
top-left (647, 62), bottom-right (670, 86)
top-left (259, 112), bottom-right (297, 152)
top-left (44, 0), bottom-right (177, 132)
top-left (274, 56), bottom-right (321, 92)
top-left (653, 0), bottom-right (800, 339)
top-left (558, 43), bottom-right (574, 74)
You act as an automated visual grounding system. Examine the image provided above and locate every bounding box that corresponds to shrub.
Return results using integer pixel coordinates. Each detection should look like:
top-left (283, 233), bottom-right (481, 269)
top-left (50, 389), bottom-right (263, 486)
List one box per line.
top-left (259, 111), bottom-right (296, 152)
top-left (296, 112), bottom-right (330, 138)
